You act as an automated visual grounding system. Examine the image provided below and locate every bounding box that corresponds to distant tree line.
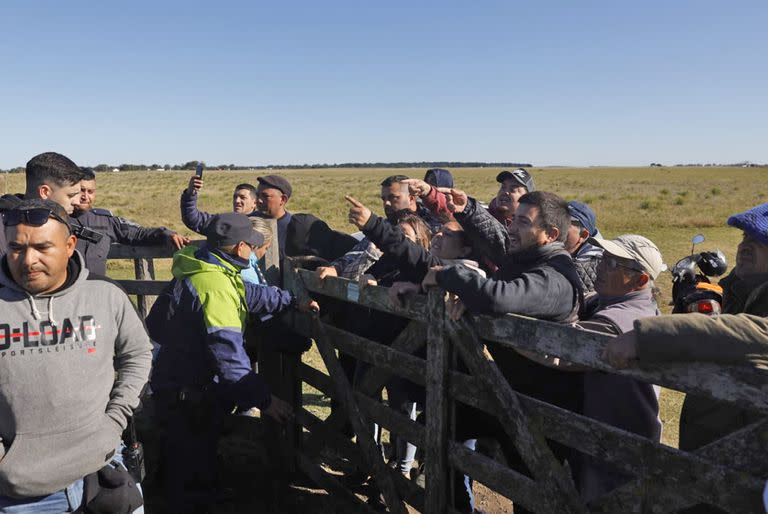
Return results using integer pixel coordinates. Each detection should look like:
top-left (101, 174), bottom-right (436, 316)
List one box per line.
top-left (1, 161), bottom-right (533, 173)
top-left (255, 161), bottom-right (533, 170)
top-left (4, 160), bottom-right (766, 173)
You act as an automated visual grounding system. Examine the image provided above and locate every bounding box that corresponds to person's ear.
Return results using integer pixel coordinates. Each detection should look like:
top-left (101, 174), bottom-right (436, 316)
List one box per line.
top-left (636, 273), bottom-right (650, 288)
top-left (38, 184), bottom-right (52, 200)
top-left (280, 194), bottom-right (288, 206)
top-left (580, 228), bottom-right (590, 241)
top-left (546, 225), bottom-right (560, 243)
top-left (66, 234), bottom-right (77, 257)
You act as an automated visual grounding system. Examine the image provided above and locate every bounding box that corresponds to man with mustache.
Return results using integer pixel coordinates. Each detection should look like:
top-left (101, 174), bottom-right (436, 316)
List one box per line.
top-left (488, 168), bottom-right (536, 228)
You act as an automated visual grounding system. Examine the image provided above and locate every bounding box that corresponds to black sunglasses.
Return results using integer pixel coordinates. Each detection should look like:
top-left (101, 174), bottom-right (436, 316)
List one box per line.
top-left (3, 208), bottom-right (70, 231)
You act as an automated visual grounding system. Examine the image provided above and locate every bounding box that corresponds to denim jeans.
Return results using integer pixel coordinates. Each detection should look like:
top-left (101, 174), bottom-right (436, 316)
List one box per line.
top-left (0, 444), bottom-right (144, 514)
top-left (386, 377), bottom-right (425, 474)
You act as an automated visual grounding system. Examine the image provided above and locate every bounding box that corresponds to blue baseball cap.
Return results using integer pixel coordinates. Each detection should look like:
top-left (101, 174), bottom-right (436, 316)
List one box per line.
top-left (424, 168), bottom-right (454, 189)
top-left (568, 200), bottom-right (598, 237)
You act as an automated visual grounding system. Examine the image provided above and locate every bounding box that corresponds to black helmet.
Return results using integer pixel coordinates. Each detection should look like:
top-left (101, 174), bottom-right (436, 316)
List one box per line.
top-left (698, 249), bottom-right (728, 277)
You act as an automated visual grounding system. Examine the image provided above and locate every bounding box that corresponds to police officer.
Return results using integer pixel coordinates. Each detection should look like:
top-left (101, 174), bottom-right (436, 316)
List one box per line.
top-left (71, 168), bottom-right (188, 275)
top-left (146, 212), bottom-right (316, 512)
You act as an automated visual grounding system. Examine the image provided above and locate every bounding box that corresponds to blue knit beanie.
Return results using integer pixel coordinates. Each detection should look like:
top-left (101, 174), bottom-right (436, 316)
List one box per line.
top-left (727, 203), bottom-right (768, 245)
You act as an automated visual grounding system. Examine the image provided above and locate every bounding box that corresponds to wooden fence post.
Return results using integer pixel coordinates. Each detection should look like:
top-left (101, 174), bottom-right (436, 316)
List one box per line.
top-left (133, 256), bottom-right (155, 319)
top-left (278, 259), bottom-right (304, 474)
top-left (425, 288), bottom-right (450, 513)
top-left (254, 220), bottom-right (295, 474)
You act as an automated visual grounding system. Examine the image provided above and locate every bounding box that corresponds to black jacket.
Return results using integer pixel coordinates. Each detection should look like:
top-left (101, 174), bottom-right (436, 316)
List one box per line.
top-left (284, 213), bottom-right (357, 262)
top-left (441, 244), bottom-right (585, 412)
top-left (437, 243), bottom-right (581, 322)
top-left (443, 195), bottom-right (582, 321)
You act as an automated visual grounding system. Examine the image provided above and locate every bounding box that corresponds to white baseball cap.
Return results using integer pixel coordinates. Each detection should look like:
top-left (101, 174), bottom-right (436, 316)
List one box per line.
top-left (589, 234), bottom-right (667, 280)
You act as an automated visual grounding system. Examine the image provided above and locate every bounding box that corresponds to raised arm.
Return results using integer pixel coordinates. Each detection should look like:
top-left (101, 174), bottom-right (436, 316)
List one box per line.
top-left (180, 175), bottom-right (214, 234)
top-left (440, 188), bottom-right (513, 266)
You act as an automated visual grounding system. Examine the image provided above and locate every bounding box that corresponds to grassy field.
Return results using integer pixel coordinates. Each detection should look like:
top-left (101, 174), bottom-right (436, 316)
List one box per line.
top-left (4, 165), bottom-right (765, 451)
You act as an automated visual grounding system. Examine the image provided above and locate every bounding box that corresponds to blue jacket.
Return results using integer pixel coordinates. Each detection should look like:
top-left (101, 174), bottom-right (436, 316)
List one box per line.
top-left (147, 245), bottom-right (294, 409)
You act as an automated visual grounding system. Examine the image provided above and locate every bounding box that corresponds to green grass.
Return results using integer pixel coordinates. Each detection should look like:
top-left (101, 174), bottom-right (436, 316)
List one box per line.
top-left (6, 165), bottom-right (764, 450)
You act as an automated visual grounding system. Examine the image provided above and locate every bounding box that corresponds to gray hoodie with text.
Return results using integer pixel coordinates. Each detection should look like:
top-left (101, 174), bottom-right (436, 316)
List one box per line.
top-left (0, 251), bottom-right (152, 498)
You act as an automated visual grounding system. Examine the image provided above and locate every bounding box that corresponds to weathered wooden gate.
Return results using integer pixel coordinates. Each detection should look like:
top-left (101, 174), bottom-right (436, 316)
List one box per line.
top-left (108, 242), bottom-right (768, 513)
top-left (282, 258), bottom-right (768, 514)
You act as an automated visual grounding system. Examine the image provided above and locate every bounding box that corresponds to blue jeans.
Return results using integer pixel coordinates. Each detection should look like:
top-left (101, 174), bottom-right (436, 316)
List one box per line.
top-left (386, 377), bottom-right (425, 474)
top-left (0, 444), bottom-right (143, 514)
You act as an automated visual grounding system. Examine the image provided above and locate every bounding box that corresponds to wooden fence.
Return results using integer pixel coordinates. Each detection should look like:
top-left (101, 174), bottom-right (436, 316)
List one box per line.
top-left (108, 244), bottom-right (768, 514)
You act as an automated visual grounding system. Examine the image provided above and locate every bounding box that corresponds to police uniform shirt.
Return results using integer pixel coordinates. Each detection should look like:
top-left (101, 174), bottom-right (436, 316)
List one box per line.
top-left (71, 208), bottom-right (173, 276)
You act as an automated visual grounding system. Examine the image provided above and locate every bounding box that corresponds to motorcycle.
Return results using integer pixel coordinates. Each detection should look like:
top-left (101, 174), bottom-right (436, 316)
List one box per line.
top-left (670, 234), bottom-right (728, 315)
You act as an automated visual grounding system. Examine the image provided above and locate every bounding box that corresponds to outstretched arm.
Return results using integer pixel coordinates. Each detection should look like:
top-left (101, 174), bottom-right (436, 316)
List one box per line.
top-left (605, 313), bottom-right (768, 369)
top-left (180, 175), bottom-right (214, 234)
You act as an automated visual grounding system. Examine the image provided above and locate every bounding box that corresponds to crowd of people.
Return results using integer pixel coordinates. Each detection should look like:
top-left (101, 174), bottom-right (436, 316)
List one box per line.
top-left (0, 151), bottom-right (766, 513)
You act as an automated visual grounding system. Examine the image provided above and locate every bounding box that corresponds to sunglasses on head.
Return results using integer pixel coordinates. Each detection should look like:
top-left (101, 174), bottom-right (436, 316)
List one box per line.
top-left (3, 207), bottom-right (70, 231)
top-left (512, 169), bottom-right (530, 180)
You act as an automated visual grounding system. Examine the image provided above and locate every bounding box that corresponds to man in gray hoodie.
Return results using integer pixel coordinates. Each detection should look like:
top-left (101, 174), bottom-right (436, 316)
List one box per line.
top-left (0, 199), bottom-right (152, 512)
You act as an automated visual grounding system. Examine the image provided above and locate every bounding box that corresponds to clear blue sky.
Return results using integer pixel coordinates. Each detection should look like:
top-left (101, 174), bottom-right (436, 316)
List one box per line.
top-left (1, 1), bottom-right (766, 168)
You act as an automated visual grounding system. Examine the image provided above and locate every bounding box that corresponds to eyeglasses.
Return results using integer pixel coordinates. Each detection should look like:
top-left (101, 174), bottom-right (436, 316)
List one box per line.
top-left (602, 255), bottom-right (645, 274)
top-left (3, 208), bottom-right (70, 230)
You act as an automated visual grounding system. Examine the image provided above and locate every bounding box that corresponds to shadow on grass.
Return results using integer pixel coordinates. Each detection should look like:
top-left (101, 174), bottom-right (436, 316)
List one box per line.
top-left (140, 411), bottom-right (371, 514)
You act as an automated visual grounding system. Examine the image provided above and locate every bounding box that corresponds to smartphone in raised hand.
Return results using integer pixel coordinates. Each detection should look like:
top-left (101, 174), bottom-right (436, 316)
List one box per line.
top-left (195, 162), bottom-right (204, 178)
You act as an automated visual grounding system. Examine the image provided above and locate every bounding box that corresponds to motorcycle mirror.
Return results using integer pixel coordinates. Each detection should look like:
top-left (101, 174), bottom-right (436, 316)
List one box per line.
top-left (691, 233), bottom-right (705, 255)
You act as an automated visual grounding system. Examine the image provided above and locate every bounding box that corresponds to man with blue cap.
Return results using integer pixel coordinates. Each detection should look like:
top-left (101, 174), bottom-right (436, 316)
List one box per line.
top-left (565, 200), bottom-right (604, 294)
top-left (146, 212), bottom-right (319, 512)
top-left (605, 202), bottom-right (768, 514)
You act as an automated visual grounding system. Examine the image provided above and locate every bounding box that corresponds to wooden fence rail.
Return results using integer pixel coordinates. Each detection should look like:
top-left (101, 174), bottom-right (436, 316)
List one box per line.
top-left (105, 241), bottom-right (768, 513)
